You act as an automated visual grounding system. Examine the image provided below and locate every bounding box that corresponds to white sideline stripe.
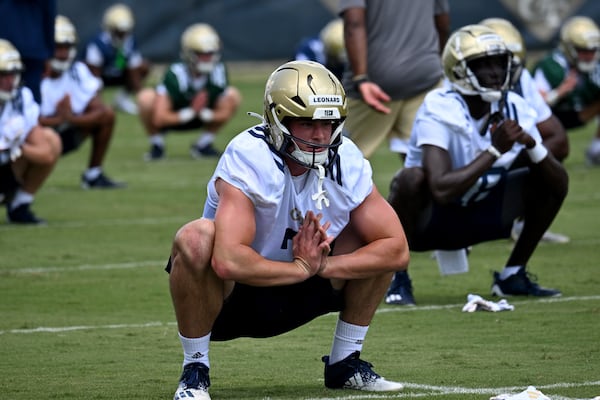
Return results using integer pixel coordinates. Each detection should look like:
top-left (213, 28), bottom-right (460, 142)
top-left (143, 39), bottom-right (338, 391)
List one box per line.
top-left (0, 216), bottom-right (187, 230)
top-left (0, 321), bottom-right (175, 335)
top-left (304, 380), bottom-right (600, 399)
top-left (7, 260), bottom-right (167, 274)
top-left (1, 295), bottom-right (598, 336)
top-left (377, 295), bottom-right (600, 313)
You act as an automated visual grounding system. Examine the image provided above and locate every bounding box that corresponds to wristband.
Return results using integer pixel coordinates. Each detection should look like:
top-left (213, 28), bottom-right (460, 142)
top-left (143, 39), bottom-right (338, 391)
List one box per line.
top-left (351, 74), bottom-right (369, 91)
top-left (486, 145), bottom-right (502, 159)
top-left (198, 108), bottom-right (214, 123)
top-left (527, 142), bottom-right (548, 163)
top-left (545, 89), bottom-right (560, 106)
top-left (178, 107), bottom-right (195, 123)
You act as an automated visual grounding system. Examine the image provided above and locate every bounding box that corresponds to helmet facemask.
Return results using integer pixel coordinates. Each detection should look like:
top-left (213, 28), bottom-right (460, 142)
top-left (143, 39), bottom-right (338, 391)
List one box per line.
top-left (464, 53), bottom-right (512, 102)
top-left (560, 16), bottom-right (600, 73)
top-left (0, 39), bottom-right (23, 102)
top-left (52, 15), bottom-right (78, 73)
top-left (180, 23), bottom-right (221, 75)
top-left (443, 25), bottom-right (512, 103)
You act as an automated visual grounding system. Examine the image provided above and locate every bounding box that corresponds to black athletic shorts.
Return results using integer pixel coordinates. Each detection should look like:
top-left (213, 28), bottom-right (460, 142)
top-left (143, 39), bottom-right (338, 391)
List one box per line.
top-left (55, 124), bottom-right (85, 155)
top-left (552, 109), bottom-right (584, 130)
top-left (410, 167), bottom-right (529, 251)
top-left (165, 258), bottom-right (344, 341)
top-left (0, 162), bottom-right (19, 198)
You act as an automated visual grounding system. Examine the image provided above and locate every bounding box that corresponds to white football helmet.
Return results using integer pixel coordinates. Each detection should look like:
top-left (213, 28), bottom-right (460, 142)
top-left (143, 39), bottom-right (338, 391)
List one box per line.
top-left (0, 39), bottom-right (23, 102)
top-left (320, 19), bottom-right (346, 63)
top-left (103, 3), bottom-right (134, 46)
top-left (180, 23), bottom-right (221, 74)
top-left (480, 18), bottom-right (525, 87)
top-left (442, 24), bottom-right (512, 102)
top-left (559, 16), bottom-right (600, 72)
top-left (263, 60), bottom-right (346, 168)
top-left (51, 15), bottom-right (78, 72)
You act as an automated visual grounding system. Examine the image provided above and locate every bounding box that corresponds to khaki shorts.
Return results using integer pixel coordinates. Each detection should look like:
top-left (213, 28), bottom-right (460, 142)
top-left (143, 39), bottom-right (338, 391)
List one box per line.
top-left (344, 80), bottom-right (442, 158)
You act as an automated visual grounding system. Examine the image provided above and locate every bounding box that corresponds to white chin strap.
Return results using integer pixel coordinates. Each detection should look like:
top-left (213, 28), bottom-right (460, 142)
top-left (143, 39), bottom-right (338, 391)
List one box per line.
top-left (480, 90), bottom-right (503, 103)
top-left (0, 90), bottom-right (15, 102)
top-left (196, 62), bottom-right (215, 74)
top-left (578, 60), bottom-right (597, 72)
top-left (50, 59), bottom-right (71, 72)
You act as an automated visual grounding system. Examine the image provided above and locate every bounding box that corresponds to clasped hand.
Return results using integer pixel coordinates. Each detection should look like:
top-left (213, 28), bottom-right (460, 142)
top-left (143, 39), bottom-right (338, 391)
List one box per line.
top-left (292, 211), bottom-right (333, 276)
top-left (490, 119), bottom-right (535, 153)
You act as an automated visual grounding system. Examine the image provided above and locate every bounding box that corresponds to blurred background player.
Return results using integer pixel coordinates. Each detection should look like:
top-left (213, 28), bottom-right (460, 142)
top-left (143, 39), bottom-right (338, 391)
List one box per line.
top-left (0, 39), bottom-right (61, 224)
top-left (532, 16), bottom-right (600, 166)
top-left (480, 17), bottom-right (570, 244)
top-left (386, 24), bottom-right (567, 304)
top-left (137, 23), bottom-right (241, 161)
top-left (83, 3), bottom-right (149, 115)
top-left (293, 18), bottom-right (346, 80)
top-left (0, 0), bottom-right (56, 103)
top-left (39, 15), bottom-right (125, 189)
top-left (339, 0), bottom-right (450, 159)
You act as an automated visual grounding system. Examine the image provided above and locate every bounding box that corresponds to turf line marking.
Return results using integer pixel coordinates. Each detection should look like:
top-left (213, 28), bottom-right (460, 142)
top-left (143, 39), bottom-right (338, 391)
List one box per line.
top-left (0, 321), bottom-right (175, 335)
top-left (304, 380), bottom-right (600, 399)
top-left (1, 295), bottom-right (598, 336)
top-left (0, 216), bottom-right (187, 230)
top-left (377, 295), bottom-right (600, 314)
top-left (5, 260), bottom-right (167, 274)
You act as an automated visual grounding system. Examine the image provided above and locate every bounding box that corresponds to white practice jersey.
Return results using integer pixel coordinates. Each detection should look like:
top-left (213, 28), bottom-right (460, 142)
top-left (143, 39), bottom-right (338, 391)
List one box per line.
top-left (517, 69), bottom-right (551, 123)
top-left (0, 87), bottom-right (39, 150)
top-left (203, 124), bottom-right (373, 262)
top-left (405, 88), bottom-right (542, 206)
top-left (40, 61), bottom-right (102, 117)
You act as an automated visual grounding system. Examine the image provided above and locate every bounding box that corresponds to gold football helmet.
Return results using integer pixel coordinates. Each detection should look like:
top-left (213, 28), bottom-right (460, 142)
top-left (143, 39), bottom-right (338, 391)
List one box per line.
top-left (51, 15), bottom-right (78, 72)
top-left (442, 24), bottom-right (512, 102)
top-left (103, 3), bottom-right (134, 47)
top-left (103, 3), bottom-right (134, 33)
top-left (0, 39), bottom-right (22, 101)
top-left (559, 16), bottom-right (600, 72)
top-left (180, 23), bottom-right (221, 74)
top-left (320, 19), bottom-right (346, 62)
top-left (263, 60), bottom-right (346, 168)
top-left (480, 18), bottom-right (525, 86)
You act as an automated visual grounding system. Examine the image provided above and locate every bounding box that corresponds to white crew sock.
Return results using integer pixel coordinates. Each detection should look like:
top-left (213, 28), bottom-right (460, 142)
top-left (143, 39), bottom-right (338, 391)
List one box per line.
top-left (180, 332), bottom-right (211, 368)
top-left (329, 319), bottom-right (369, 364)
top-left (195, 132), bottom-right (215, 149)
top-left (499, 265), bottom-right (523, 280)
top-left (9, 189), bottom-right (34, 211)
top-left (83, 166), bottom-right (102, 181)
top-left (150, 133), bottom-right (165, 147)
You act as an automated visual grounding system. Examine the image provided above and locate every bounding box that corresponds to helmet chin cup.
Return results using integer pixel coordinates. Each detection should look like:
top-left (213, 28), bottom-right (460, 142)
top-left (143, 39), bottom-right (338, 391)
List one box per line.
top-left (480, 90), bottom-right (502, 102)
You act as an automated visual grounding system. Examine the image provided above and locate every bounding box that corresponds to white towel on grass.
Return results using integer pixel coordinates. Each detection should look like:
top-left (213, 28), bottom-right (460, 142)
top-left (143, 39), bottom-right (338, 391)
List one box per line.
top-left (462, 294), bottom-right (514, 313)
top-left (490, 386), bottom-right (550, 399)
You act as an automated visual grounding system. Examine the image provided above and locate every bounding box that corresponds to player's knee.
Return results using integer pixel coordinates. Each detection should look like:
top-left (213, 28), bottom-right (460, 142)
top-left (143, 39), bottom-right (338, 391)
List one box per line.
top-left (173, 219), bottom-right (215, 271)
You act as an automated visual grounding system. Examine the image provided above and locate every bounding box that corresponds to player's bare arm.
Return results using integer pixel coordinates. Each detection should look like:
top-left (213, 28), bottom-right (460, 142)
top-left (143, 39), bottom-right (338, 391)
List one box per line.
top-left (319, 186), bottom-right (409, 280)
top-left (211, 179), bottom-right (329, 286)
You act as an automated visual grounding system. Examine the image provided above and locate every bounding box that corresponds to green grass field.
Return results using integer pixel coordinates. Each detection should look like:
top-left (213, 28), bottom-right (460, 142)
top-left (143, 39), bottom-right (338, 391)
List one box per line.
top-left (1, 63), bottom-right (599, 399)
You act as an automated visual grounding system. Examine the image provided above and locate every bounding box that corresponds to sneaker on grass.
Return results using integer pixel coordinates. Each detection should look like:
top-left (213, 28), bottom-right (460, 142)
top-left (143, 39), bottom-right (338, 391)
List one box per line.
top-left (173, 362), bottom-right (211, 400)
top-left (7, 203), bottom-right (46, 225)
top-left (322, 351), bottom-right (404, 391)
top-left (385, 270), bottom-right (415, 305)
top-left (491, 267), bottom-right (561, 297)
top-left (81, 173), bottom-right (126, 189)
top-left (144, 144), bottom-right (165, 161)
top-left (190, 144), bottom-right (221, 158)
